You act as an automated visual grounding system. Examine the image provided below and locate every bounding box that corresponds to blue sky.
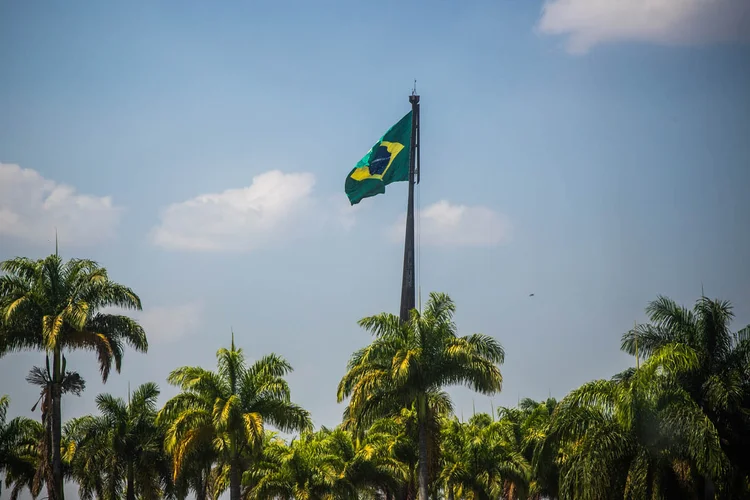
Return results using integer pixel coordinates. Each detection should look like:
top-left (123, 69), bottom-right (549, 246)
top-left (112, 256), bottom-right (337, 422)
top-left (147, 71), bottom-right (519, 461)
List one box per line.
top-left (1, 0), bottom-right (750, 489)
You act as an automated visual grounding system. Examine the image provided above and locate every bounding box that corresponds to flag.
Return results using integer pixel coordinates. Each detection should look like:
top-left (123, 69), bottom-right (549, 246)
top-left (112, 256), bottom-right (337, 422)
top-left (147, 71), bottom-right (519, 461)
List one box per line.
top-left (345, 111), bottom-right (413, 205)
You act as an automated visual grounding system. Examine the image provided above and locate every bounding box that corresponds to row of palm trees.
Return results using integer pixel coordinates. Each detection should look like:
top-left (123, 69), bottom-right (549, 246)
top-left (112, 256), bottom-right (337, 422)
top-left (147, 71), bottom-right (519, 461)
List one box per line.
top-left (1, 253), bottom-right (749, 499)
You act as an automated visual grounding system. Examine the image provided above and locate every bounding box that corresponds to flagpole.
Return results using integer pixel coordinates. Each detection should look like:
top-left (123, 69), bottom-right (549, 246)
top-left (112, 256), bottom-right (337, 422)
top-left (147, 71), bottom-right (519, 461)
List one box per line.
top-left (399, 90), bottom-right (420, 322)
top-left (634, 320), bottom-right (639, 370)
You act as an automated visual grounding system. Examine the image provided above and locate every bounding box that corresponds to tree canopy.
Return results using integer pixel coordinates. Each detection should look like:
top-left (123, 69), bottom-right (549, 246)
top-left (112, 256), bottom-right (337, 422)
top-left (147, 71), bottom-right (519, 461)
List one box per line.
top-left (2, 255), bottom-right (749, 500)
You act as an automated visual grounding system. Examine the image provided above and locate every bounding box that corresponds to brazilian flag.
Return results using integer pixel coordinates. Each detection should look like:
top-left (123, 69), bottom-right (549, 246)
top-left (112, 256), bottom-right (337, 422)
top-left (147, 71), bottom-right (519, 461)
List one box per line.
top-left (345, 111), bottom-right (413, 205)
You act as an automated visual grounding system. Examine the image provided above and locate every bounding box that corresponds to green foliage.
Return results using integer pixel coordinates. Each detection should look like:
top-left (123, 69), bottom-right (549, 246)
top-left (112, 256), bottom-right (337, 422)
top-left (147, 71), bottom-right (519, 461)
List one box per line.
top-left (0, 255), bottom-right (146, 374)
top-left (158, 337), bottom-right (311, 500)
top-left (2, 264), bottom-right (749, 500)
top-left (544, 344), bottom-right (725, 500)
top-left (338, 292), bottom-right (505, 500)
top-left (441, 413), bottom-right (531, 500)
top-left (620, 296), bottom-right (750, 499)
top-left (0, 254), bottom-right (147, 500)
top-left (338, 292), bottom-right (504, 432)
top-left (64, 383), bottom-right (172, 500)
top-left (0, 395), bottom-right (45, 500)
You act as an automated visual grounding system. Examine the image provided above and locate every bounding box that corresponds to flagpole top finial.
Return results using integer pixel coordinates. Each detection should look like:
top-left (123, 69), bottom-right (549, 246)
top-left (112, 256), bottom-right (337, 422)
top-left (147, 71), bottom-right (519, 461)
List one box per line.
top-left (410, 80), bottom-right (419, 103)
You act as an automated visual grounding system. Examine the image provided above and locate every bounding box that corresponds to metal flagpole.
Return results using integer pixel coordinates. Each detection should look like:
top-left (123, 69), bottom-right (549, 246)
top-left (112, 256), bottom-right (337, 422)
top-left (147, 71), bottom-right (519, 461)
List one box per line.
top-left (634, 320), bottom-right (639, 369)
top-left (399, 89), bottom-right (420, 322)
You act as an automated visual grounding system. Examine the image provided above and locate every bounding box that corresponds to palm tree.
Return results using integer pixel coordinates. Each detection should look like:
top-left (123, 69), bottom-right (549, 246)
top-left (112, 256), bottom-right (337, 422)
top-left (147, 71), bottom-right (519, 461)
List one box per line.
top-left (245, 431), bottom-right (338, 500)
top-left (364, 399), bottom-right (450, 500)
top-left (159, 336), bottom-right (312, 500)
top-left (170, 442), bottom-right (217, 500)
top-left (440, 416), bottom-right (464, 500)
top-left (322, 426), bottom-right (404, 499)
top-left (64, 382), bottom-right (171, 500)
top-left (0, 254), bottom-right (147, 499)
top-left (497, 398), bottom-right (559, 499)
top-left (0, 395), bottom-right (45, 499)
top-left (543, 344), bottom-right (726, 500)
top-left (26, 362), bottom-right (85, 500)
top-left (238, 431), bottom-right (285, 499)
top-left (245, 426), bottom-right (402, 500)
top-left (440, 413), bottom-right (530, 500)
top-left (621, 295), bottom-right (750, 497)
top-left (338, 292), bottom-right (505, 500)
top-left (367, 412), bottom-right (420, 500)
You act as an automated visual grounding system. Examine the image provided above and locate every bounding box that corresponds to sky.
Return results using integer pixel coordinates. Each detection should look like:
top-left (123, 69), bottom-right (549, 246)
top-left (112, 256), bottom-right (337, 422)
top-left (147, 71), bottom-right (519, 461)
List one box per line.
top-left (1, 0), bottom-right (750, 495)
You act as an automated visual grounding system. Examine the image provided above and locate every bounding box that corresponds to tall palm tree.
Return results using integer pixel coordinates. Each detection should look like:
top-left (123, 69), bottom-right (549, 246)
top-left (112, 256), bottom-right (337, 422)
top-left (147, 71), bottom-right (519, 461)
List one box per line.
top-left (0, 254), bottom-right (147, 500)
top-left (159, 336), bottom-right (311, 500)
top-left (621, 295), bottom-right (750, 497)
top-left (543, 344), bottom-right (726, 500)
top-left (338, 292), bottom-right (505, 500)
top-left (0, 395), bottom-right (45, 500)
top-left (65, 382), bottom-right (171, 500)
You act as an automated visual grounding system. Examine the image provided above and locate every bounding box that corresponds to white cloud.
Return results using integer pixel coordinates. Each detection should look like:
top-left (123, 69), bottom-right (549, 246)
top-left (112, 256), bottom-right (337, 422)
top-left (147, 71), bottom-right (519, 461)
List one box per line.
top-left (390, 200), bottom-right (512, 247)
top-left (102, 302), bottom-right (204, 343)
top-left (0, 163), bottom-right (121, 246)
top-left (538, 0), bottom-right (750, 54)
top-left (137, 302), bottom-right (204, 343)
top-left (152, 170), bottom-right (321, 252)
top-left (329, 193), bottom-right (366, 231)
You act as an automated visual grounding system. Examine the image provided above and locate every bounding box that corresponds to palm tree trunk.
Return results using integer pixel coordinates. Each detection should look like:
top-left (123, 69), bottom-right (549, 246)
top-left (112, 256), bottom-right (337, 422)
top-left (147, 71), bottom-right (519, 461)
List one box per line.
top-left (43, 396), bottom-right (55, 500)
top-left (405, 483), bottom-right (415, 500)
top-left (418, 413), bottom-right (429, 500)
top-left (51, 347), bottom-right (64, 500)
top-left (126, 462), bottom-right (136, 500)
top-left (229, 456), bottom-right (242, 500)
top-left (196, 468), bottom-right (208, 500)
